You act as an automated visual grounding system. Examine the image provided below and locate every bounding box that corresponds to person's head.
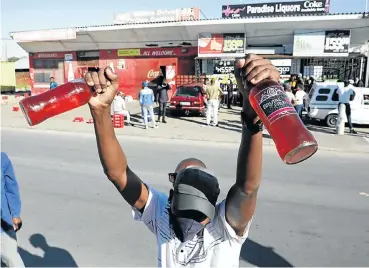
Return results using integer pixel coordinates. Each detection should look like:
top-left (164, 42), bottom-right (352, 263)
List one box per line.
top-left (283, 83), bottom-right (292, 92)
top-left (355, 77), bottom-right (360, 83)
top-left (168, 158), bottom-right (220, 227)
top-left (142, 81), bottom-right (148, 89)
top-left (298, 73), bottom-right (302, 78)
top-left (50, 77), bottom-right (55, 83)
top-left (291, 75), bottom-right (296, 81)
top-left (29, 234), bottom-right (48, 249)
top-left (296, 83), bottom-right (304, 91)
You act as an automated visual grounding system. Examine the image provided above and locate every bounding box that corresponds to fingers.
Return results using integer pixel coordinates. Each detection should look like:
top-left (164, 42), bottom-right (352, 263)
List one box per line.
top-left (84, 72), bottom-right (94, 87)
top-left (98, 69), bottom-right (107, 90)
top-left (235, 54), bottom-right (280, 85)
top-left (105, 67), bottom-right (118, 89)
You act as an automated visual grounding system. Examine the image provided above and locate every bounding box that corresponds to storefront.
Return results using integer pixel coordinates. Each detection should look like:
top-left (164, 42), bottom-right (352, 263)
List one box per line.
top-left (11, 3), bottom-right (369, 97)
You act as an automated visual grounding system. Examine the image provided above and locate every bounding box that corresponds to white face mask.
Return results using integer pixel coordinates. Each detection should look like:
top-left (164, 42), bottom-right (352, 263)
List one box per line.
top-left (176, 217), bottom-right (204, 242)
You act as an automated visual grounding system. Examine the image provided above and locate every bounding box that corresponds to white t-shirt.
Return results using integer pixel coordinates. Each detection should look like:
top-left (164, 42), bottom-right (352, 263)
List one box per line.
top-left (112, 96), bottom-right (126, 113)
top-left (285, 92), bottom-right (295, 104)
top-left (337, 85), bottom-right (355, 104)
top-left (132, 187), bottom-right (252, 268)
top-left (295, 90), bottom-right (307, 105)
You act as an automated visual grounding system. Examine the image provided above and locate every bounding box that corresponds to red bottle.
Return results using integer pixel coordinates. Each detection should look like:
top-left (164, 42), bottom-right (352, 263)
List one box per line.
top-left (19, 79), bottom-right (92, 126)
top-left (249, 79), bottom-right (318, 164)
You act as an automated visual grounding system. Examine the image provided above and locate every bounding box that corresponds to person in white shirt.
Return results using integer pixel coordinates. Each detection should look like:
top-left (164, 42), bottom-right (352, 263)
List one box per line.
top-left (337, 80), bottom-right (357, 134)
top-left (284, 83), bottom-right (296, 105)
top-left (84, 55), bottom-right (280, 267)
top-left (111, 92), bottom-right (133, 126)
top-left (294, 83), bottom-right (307, 119)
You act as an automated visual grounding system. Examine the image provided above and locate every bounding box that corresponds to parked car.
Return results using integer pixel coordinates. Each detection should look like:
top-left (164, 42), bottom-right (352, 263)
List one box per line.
top-left (305, 82), bottom-right (369, 127)
top-left (168, 83), bottom-right (206, 116)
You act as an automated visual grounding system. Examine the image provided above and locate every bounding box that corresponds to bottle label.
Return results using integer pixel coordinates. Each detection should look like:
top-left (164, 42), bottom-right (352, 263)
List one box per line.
top-left (256, 85), bottom-right (296, 124)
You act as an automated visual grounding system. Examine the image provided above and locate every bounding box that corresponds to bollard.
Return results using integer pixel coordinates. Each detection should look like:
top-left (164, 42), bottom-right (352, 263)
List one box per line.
top-left (336, 103), bottom-right (346, 135)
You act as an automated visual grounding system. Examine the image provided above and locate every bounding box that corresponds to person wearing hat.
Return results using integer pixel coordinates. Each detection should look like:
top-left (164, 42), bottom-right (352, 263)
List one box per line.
top-left (337, 80), bottom-right (357, 134)
top-left (84, 54), bottom-right (280, 267)
top-left (139, 81), bottom-right (158, 129)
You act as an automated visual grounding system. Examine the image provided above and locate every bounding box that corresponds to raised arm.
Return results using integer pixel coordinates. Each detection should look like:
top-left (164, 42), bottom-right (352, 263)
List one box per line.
top-left (85, 68), bottom-right (148, 210)
top-left (225, 54), bottom-right (280, 236)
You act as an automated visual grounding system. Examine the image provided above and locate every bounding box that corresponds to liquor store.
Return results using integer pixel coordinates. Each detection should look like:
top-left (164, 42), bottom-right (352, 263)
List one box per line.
top-left (10, 2), bottom-right (369, 97)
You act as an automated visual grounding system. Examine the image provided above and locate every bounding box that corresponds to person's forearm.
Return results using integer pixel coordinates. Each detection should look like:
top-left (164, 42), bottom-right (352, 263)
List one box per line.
top-left (91, 106), bottom-right (127, 182)
top-left (236, 126), bottom-right (263, 194)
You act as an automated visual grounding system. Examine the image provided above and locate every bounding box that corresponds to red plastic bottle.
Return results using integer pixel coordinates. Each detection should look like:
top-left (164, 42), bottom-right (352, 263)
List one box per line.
top-left (19, 79), bottom-right (92, 126)
top-left (249, 79), bottom-right (318, 164)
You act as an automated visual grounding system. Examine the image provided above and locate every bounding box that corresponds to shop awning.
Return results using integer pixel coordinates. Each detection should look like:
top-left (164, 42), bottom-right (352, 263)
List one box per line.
top-left (10, 13), bottom-right (369, 53)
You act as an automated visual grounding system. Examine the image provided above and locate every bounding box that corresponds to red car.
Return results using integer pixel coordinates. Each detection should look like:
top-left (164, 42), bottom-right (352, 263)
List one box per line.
top-left (168, 83), bottom-right (206, 116)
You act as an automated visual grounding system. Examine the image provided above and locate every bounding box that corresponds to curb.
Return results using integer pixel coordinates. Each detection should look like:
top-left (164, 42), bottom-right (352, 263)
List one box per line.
top-left (2, 126), bottom-right (369, 154)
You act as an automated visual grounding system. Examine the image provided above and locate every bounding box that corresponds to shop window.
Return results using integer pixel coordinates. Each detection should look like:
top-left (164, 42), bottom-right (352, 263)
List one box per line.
top-left (33, 59), bottom-right (62, 69)
top-left (34, 72), bottom-right (51, 83)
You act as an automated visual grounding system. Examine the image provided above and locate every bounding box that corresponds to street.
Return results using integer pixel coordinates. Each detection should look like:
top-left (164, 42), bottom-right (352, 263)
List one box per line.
top-left (2, 128), bottom-right (369, 267)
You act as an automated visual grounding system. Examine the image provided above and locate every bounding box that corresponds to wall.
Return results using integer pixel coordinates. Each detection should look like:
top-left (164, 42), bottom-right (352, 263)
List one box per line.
top-left (0, 62), bottom-right (16, 93)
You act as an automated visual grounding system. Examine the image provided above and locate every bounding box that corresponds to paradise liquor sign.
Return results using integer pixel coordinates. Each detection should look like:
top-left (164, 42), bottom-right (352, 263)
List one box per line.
top-left (198, 33), bottom-right (245, 58)
top-left (221, 0), bottom-right (330, 18)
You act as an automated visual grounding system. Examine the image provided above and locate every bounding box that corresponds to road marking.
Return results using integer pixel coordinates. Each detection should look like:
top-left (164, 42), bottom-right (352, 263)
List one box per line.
top-left (359, 192), bottom-right (369, 197)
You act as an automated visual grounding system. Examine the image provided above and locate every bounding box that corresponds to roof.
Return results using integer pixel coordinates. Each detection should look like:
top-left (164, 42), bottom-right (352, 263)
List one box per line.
top-left (14, 56), bottom-right (29, 70)
top-left (10, 13), bottom-right (369, 53)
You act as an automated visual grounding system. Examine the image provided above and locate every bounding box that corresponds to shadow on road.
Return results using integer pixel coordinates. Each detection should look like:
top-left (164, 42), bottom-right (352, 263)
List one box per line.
top-left (18, 233), bottom-right (78, 267)
top-left (240, 238), bottom-right (293, 267)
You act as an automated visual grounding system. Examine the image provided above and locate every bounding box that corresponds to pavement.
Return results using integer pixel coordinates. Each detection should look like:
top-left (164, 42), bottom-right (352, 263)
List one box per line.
top-left (2, 95), bottom-right (369, 153)
top-left (2, 128), bottom-right (369, 267)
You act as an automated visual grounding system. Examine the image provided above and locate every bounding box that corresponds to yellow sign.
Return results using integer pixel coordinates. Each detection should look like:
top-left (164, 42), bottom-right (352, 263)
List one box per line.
top-left (117, 49), bottom-right (141, 57)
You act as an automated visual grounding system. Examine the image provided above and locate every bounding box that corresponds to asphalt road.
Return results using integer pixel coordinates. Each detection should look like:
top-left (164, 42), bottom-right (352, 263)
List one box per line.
top-left (2, 128), bottom-right (369, 267)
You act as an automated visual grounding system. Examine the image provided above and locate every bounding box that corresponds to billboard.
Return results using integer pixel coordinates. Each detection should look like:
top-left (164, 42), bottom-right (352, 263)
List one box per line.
top-left (293, 29), bottom-right (351, 57)
top-left (222, 0), bottom-right (330, 18)
top-left (198, 33), bottom-right (245, 58)
top-left (114, 8), bottom-right (200, 24)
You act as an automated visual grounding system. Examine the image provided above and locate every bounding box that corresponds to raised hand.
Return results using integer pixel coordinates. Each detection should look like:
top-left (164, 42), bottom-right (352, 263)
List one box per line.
top-left (235, 54), bottom-right (280, 119)
top-left (85, 67), bottom-right (119, 110)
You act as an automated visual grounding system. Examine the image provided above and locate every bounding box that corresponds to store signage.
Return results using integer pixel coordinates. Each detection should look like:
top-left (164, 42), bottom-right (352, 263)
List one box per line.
top-left (117, 49), bottom-right (141, 57)
top-left (114, 8), bottom-right (200, 24)
top-left (293, 29), bottom-right (351, 57)
top-left (198, 33), bottom-right (245, 58)
top-left (270, 59), bottom-right (292, 75)
top-left (116, 47), bottom-right (197, 57)
top-left (324, 30), bottom-right (350, 54)
top-left (221, 0), bottom-right (329, 18)
top-left (214, 60), bottom-right (235, 74)
top-left (34, 52), bottom-right (65, 58)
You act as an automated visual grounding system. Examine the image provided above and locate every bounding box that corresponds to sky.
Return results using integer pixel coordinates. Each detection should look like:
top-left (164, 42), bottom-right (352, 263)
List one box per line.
top-left (0, 0), bottom-right (367, 57)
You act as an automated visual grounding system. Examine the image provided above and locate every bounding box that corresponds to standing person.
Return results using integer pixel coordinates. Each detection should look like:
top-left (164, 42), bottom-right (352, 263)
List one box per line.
top-left (294, 83), bottom-right (307, 119)
top-left (83, 54), bottom-right (279, 267)
top-left (156, 79), bottom-right (170, 124)
top-left (205, 79), bottom-right (223, 127)
top-left (49, 77), bottom-right (58, 90)
top-left (111, 92), bottom-right (133, 126)
top-left (284, 83), bottom-right (296, 106)
top-left (1, 152), bottom-right (24, 268)
top-left (337, 80), bottom-right (357, 134)
top-left (227, 80), bottom-right (234, 109)
top-left (139, 82), bottom-right (158, 129)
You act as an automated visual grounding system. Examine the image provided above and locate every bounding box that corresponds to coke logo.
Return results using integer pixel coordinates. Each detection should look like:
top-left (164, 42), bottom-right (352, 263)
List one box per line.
top-left (303, 0), bottom-right (323, 8)
top-left (147, 69), bottom-right (160, 78)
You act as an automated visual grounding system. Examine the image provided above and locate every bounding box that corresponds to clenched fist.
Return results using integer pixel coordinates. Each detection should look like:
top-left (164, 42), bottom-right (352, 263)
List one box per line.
top-left (85, 67), bottom-right (119, 110)
top-left (235, 54), bottom-right (280, 119)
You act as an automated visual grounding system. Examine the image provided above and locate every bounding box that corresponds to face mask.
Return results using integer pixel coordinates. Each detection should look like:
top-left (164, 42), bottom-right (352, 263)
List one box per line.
top-left (176, 217), bottom-right (204, 242)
